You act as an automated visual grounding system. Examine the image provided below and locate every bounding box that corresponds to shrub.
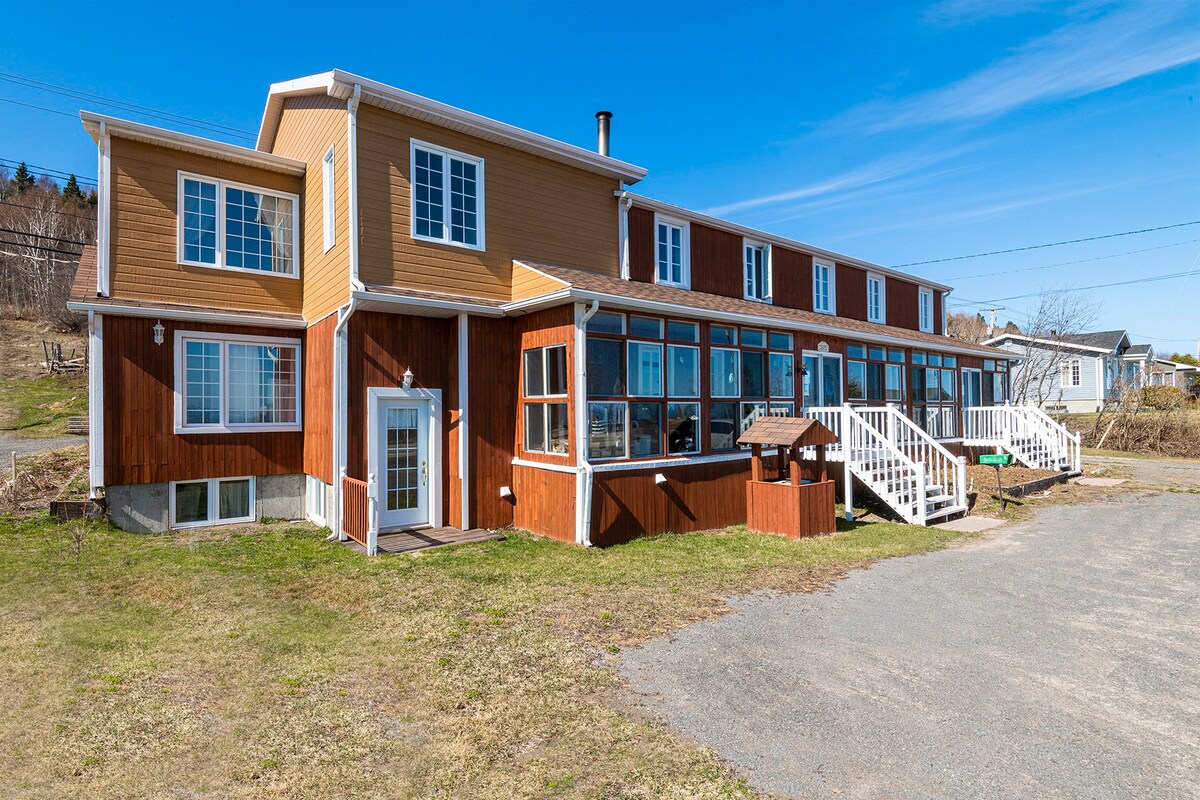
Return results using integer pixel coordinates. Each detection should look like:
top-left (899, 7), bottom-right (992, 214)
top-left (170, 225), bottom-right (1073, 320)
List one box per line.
top-left (1140, 385), bottom-right (1184, 409)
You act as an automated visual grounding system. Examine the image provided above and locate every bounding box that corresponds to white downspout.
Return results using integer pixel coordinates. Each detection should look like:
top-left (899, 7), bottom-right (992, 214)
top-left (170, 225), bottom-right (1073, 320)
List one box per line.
top-left (87, 311), bottom-right (104, 498)
top-left (96, 122), bottom-right (111, 296)
top-left (574, 300), bottom-right (600, 545)
top-left (457, 312), bottom-right (471, 530)
top-left (347, 84), bottom-right (363, 291)
top-left (616, 188), bottom-right (632, 280)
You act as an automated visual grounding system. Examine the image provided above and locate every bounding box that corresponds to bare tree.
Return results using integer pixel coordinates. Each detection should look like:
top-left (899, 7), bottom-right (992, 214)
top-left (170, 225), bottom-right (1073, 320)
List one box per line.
top-left (946, 311), bottom-right (992, 343)
top-left (1008, 289), bottom-right (1100, 407)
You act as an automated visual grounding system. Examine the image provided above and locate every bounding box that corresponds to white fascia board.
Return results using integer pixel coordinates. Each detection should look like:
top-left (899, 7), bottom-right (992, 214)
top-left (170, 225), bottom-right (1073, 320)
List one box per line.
top-left (257, 69), bottom-right (647, 183)
top-left (349, 289), bottom-right (505, 318)
top-left (81, 111), bottom-right (306, 176)
top-left (65, 301), bottom-right (306, 329)
top-left (981, 333), bottom-right (1115, 355)
top-left (623, 192), bottom-right (953, 293)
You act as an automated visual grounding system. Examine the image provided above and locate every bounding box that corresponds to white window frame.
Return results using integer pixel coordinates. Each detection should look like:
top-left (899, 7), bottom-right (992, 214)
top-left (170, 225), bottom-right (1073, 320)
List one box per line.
top-left (176, 171), bottom-right (300, 278)
top-left (813, 259), bottom-right (836, 315)
top-left (322, 146), bottom-right (336, 253)
top-left (522, 400), bottom-right (570, 458)
top-left (522, 344), bottom-right (568, 399)
top-left (169, 476), bottom-right (256, 529)
top-left (173, 330), bottom-right (303, 434)
top-left (1062, 359), bottom-right (1082, 387)
top-left (743, 239), bottom-right (772, 303)
top-left (653, 213), bottom-right (690, 288)
top-left (626, 340), bottom-right (664, 398)
top-left (306, 474), bottom-right (327, 527)
top-left (666, 343), bottom-right (701, 398)
top-left (918, 287), bottom-right (934, 333)
top-left (587, 400), bottom-right (629, 461)
top-left (409, 138), bottom-right (486, 251)
top-left (867, 272), bottom-right (886, 324)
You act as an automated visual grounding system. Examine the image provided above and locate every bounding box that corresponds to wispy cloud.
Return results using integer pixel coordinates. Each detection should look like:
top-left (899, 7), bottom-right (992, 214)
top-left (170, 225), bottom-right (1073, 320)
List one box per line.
top-left (922, 0), bottom-right (1060, 27)
top-left (699, 145), bottom-right (978, 217)
top-left (842, 2), bottom-right (1200, 133)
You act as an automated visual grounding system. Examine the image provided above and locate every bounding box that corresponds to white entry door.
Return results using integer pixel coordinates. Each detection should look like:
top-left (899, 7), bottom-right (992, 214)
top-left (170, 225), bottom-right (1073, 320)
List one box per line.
top-left (378, 400), bottom-right (430, 529)
top-left (802, 352), bottom-right (843, 407)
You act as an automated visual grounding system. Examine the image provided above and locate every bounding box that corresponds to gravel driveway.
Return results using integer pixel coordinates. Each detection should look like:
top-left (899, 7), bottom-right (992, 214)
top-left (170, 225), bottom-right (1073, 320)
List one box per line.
top-left (619, 490), bottom-right (1200, 798)
top-left (0, 433), bottom-right (84, 476)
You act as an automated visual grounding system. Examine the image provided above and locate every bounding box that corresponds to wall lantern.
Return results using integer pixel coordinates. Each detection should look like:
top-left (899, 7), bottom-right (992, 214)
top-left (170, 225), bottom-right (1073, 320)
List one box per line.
top-left (402, 367), bottom-right (414, 389)
top-left (152, 320), bottom-right (164, 346)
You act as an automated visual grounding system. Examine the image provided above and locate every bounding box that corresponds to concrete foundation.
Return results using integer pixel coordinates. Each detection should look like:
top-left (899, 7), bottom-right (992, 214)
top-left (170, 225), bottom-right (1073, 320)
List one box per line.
top-left (105, 474), bottom-right (305, 533)
top-left (256, 474), bottom-right (304, 521)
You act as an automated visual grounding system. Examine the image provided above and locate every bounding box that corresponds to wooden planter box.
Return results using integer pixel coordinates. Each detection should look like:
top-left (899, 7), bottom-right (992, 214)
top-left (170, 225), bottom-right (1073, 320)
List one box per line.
top-left (746, 478), bottom-right (837, 539)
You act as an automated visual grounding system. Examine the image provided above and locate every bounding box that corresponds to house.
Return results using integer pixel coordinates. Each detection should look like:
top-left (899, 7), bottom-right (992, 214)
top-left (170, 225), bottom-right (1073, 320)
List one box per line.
top-left (986, 329), bottom-right (1159, 412)
top-left (1149, 358), bottom-right (1199, 389)
top-left (67, 70), bottom-right (1077, 551)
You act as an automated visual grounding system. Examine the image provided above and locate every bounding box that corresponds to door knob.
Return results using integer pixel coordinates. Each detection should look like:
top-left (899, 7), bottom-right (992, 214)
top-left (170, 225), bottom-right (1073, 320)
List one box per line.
top-left (422, 460), bottom-right (428, 486)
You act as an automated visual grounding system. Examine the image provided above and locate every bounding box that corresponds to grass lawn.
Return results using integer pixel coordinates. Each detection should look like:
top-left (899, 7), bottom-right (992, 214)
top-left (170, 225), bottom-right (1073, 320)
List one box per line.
top-left (0, 372), bottom-right (88, 437)
top-left (0, 514), bottom-right (968, 799)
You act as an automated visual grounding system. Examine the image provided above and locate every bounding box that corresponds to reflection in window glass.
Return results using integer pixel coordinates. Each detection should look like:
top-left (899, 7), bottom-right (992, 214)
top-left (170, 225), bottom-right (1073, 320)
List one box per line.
top-left (741, 329), bottom-right (766, 348)
top-left (710, 402), bottom-right (739, 451)
top-left (667, 320), bottom-right (699, 342)
top-left (666, 345), bottom-right (700, 397)
top-left (629, 402), bottom-right (662, 458)
top-left (711, 348), bottom-right (740, 397)
top-left (224, 343), bottom-right (298, 425)
top-left (769, 352), bottom-right (794, 397)
top-left (770, 402), bottom-right (795, 417)
top-left (627, 342), bottom-right (663, 396)
top-left (523, 349), bottom-right (544, 396)
top-left (548, 402), bottom-right (569, 454)
top-left (769, 331), bottom-right (793, 351)
top-left (629, 316), bottom-right (663, 339)
top-left (885, 364), bottom-right (905, 401)
top-left (710, 325), bottom-right (737, 346)
top-left (667, 403), bottom-right (700, 455)
top-left (742, 351), bottom-right (766, 398)
top-left (740, 402), bottom-right (767, 440)
top-left (523, 403), bottom-right (545, 452)
top-left (587, 338), bottom-right (625, 395)
top-left (174, 481), bottom-right (208, 525)
top-left (587, 402), bottom-right (626, 459)
top-left (181, 178), bottom-right (217, 264)
top-left (545, 346), bottom-right (567, 395)
top-left (586, 311), bottom-right (625, 335)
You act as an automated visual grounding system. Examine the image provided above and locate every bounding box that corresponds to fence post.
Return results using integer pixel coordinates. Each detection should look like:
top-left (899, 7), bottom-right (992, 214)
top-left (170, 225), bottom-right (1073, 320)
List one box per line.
top-left (842, 405), bottom-right (854, 522)
top-left (338, 467), bottom-right (349, 541)
top-left (9, 451), bottom-right (15, 505)
top-left (366, 472), bottom-right (378, 556)
top-left (956, 456), bottom-right (967, 511)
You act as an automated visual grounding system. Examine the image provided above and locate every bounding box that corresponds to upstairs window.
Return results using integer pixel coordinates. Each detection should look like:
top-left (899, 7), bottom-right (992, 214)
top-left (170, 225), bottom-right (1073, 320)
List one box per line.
top-left (919, 288), bottom-right (934, 333)
top-left (175, 331), bottom-right (301, 433)
top-left (178, 173), bottom-right (298, 277)
top-left (867, 273), bottom-right (885, 323)
top-left (813, 260), bottom-right (835, 314)
top-left (744, 241), bottom-right (771, 302)
top-left (655, 214), bottom-right (689, 287)
top-left (411, 140), bottom-right (484, 250)
top-left (322, 146), bottom-right (336, 252)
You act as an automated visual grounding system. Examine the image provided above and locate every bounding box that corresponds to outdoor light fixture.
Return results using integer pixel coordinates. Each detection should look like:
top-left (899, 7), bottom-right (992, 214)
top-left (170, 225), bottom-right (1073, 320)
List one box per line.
top-left (654, 473), bottom-right (668, 486)
top-left (152, 320), bottom-right (164, 346)
top-left (402, 367), bottom-right (414, 389)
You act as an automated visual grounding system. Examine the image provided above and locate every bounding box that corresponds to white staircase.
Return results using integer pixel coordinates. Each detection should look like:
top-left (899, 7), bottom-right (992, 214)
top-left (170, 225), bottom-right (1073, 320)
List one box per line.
top-left (798, 405), bottom-right (968, 526)
top-left (963, 405), bottom-right (1081, 472)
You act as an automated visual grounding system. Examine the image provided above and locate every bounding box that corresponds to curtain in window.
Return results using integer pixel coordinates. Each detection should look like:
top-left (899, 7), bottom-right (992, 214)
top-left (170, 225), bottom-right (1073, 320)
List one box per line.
top-left (256, 194), bottom-right (294, 274)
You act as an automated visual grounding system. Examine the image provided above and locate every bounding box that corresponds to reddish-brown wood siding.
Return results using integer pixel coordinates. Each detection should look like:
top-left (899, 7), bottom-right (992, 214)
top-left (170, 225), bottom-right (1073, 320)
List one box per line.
top-left (772, 248), bottom-right (811, 310)
top-left (628, 205), bottom-right (655, 283)
top-left (469, 315), bottom-right (517, 530)
top-left (887, 280), bottom-right (920, 331)
top-left (303, 313), bottom-right (336, 484)
top-left (102, 315), bottom-right (303, 486)
top-left (836, 263), bottom-right (868, 321)
top-left (691, 223), bottom-right (742, 299)
top-left (934, 291), bottom-right (944, 335)
top-left (515, 305), bottom-right (576, 465)
top-left (512, 463), bottom-right (575, 543)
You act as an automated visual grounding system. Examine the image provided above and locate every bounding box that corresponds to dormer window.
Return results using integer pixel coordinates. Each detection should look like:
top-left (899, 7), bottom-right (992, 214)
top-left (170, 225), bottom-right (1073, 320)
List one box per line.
top-left (867, 272), bottom-right (885, 323)
top-left (654, 214), bottom-right (689, 287)
top-left (813, 259), bottom-right (835, 314)
top-left (744, 241), bottom-right (771, 303)
top-left (410, 139), bottom-right (485, 250)
top-left (178, 172), bottom-right (298, 277)
top-left (919, 288), bottom-right (934, 333)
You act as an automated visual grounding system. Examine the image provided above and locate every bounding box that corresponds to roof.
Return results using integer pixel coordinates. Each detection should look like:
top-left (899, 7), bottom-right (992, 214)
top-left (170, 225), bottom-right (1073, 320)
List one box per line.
top-left (984, 329), bottom-right (1130, 354)
top-left (738, 416), bottom-right (839, 448)
top-left (514, 259), bottom-right (1012, 358)
top-left (1124, 343), bottom-right (1152, 356)
top-left (80, 111), bottom-right (306, 176)
top-left (256, 70), bottom-right (646, 184)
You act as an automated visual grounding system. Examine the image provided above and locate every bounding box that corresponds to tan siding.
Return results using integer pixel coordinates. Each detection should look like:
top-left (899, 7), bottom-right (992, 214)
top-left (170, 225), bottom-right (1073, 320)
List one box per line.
top-left (108, 137), bottom-right (304, 314)
top-left (270, 95), bottom-right (351, 321)
top-left (356, 104), bottom-right (621, 299)
top-left (510, 263), bottom-right (567, 301)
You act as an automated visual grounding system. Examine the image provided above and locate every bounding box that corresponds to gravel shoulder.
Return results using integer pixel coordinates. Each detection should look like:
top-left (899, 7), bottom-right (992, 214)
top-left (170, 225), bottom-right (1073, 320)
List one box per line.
top-left (0, 434), bottom-right (84, 475)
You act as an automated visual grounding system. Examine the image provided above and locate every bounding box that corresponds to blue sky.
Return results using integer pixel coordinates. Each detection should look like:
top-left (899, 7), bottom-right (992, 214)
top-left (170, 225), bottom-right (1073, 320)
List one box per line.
top-left (2, 0), bottom-right (1197, 353)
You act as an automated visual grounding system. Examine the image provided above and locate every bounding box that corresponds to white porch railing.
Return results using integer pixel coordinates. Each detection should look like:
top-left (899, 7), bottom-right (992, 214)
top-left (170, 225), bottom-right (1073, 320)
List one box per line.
top-left (856, 404), bottom-right (967, 513)
top-left (963, 405), bottom-right (1081, 472)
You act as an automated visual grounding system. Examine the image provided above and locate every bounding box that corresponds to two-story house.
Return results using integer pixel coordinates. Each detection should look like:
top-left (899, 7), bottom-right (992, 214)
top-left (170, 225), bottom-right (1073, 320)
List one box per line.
top-left (69, 70), bottom-right (1069, 551)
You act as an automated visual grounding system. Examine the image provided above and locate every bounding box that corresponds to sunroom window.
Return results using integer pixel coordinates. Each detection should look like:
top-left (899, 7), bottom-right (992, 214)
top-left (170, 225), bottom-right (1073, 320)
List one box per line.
top-left (177, 332), bottom-right (301, 433)
top-left (178, 173), bottom-right (297, 276)
top-left (411, 140), bottom-right (484, 250)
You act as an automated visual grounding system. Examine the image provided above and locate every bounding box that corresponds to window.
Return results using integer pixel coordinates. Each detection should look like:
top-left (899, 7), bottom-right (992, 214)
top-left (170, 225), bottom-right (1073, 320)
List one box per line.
top-left (741, 351), bottom-right (766, 398)
top-left (667, 345), bottom-right (700, 397)
top-left (919, 288), bottom-right (934, 333)
top-left (170, 477), bottom-right (254, 528)
top-left (985, 359), bottom-right (1008, 404)
top-left (629, 316), bottom-right (663, 339)
top-left (667, 320), bottom-right (699, 342)
top-left (587, 311), bottom-right (625, 335)
top-left (813, 260), bottom-right (835, 314)
top-left (306, 475), bottom-right (327, 527)
top-left (523, 345), bottom-right (567, 397)
top-left (769, 352), bottom-right (794, 398)
top-left (769, 331), bottom-right (793, 351)
top-left (322, 146), bottom-right (336, 252)
top-left (587, 402), bottom-right (626, 459)
top-left (847, 343), bottom-right (903, 403)
top-left (667, 403), bottom-right (700, 455)
top-left (711, 325), bottom-right (737, 346)
top-left (867, 273), bottom-right (885, 323)
top-left (1062, 359), bottom-right (1082, 387)
top-left (744, 241), bottom-right (771, 302)
top-left (411, 140), bottom-right (484, 249)
top-left (655, 215), bottom-right (689, 287)
top-left (175, 332), bottom-right (301, 433)
top-left (178, 173), bottom-right (298, 277)
top-left (629, 402), bottom-right (663, 458)
top-left (710, 402), bottom-right (739, 451)
top-left (523, 402), bottom-right (569, 455)
top-left (741, 328), bottom-right (766, 349)
top-left (587, 338), bottom-right (625, 395)
top-left (911, 350), bottom-right (958, 437)
top-left (627, 342), bottom-right (663, 396)
top-left (711, 348), bottom-right (740, 397)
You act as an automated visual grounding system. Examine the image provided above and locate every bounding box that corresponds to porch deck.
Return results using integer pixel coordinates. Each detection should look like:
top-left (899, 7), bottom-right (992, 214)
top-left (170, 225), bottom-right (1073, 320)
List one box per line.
top-left (341, 526), bottom-right (504, 555)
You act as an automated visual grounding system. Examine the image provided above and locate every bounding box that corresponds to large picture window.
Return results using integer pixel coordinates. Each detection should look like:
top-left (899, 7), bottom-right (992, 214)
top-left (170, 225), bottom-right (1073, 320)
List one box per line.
top-left (175, 332), bottom-right (301, 433)
top-left (178, 173), bottom-right (298, 277)
top-left (411, 140), bottom-right (484, 250)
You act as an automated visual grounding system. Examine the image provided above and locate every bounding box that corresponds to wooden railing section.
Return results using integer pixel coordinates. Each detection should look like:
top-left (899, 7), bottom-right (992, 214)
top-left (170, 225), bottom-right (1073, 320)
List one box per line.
top-left (341, 475), bottom-right (370, 548)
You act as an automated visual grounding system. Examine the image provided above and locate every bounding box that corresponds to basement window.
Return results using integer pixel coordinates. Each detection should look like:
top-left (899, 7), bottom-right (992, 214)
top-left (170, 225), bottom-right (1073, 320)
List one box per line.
top-left (170, 477), bottom-right (255, 528)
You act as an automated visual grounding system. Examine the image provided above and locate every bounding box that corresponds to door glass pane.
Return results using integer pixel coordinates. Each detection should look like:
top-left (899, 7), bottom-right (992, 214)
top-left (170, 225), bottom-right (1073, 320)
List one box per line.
top-left (821, 356), bottom-right (842, 405)
top-left (218, 479), bottom-right (251, 521)
top-left (802, 356), bottom-right (818, 406)
top-left (386, 407), bottom-right (420, 511)
top-left (174, 481), bottom-right (208, 525)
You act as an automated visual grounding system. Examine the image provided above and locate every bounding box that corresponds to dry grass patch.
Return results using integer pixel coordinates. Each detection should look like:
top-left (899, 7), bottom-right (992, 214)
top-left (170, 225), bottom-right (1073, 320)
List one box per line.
top-left (0, 513), bottom-right (969, 799)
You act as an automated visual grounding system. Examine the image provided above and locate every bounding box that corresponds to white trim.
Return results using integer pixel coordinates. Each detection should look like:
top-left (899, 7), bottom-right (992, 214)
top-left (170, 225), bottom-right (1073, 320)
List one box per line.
top-left (513, 456), bottom-right (580, 474)
top-left (169, 476), bottom-right (256, 529)
top-left (87, 312), bottom-right (104, 496)
top-left (652, 213), bottom-right (690, 289)
top-left (866, 272), bottom-right (886, 324)
top-left (618, 192), bottom-right (633, 280)
top-left (812, 258), bottom-right (836, 315)
top-left (257, 70), bottom-right (646, 182)
top-left (457, 313), bottom-right (471, 529)
top-left (626, 340), bottom-right (664, 397)
top-left (65, 300), bottom-right (304, 329)
top-left (513, 449), bottom-right (755, 475)
top-left (350, 288), bottom-right (505, 318)
top-left (409, 138), bottom-right (486, 252)
top-left (742, 239), bottom-right (772, 304)
top-left (347, 85), bottom-right (362, 288)
top-left (306, 474), bottom-right (328, 527)
top-left (574, 301), bottom-right (599, 545)
top-left (82, 111), bottom-right (306, 175)
top-left (332, 301), bottom-right (355, 540)
top-left (367, 386), bottom-right (444, 531)
top-left (982, 332), bottom-right (1117, 354)
top-left (175, 171), bottom-right (301, 278)
top-left (172, 330), bottom-right (303, 435)
top-left (96, 123), bottom-right (111, 296)
top-left (918, 287), bottom-right (934, 334)
top-left (322, 145), bottom-right (336, 253)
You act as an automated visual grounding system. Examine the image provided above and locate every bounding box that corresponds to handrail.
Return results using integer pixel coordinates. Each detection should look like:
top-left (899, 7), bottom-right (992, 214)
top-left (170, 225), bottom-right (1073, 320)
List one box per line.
top-left (963, 405), bottom-right (1080, 472)
top-left (861, 404), bottom-right (967, 511)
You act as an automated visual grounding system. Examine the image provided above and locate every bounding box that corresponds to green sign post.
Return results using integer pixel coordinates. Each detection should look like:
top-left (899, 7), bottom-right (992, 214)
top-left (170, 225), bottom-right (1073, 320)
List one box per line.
top-left (979, 453), bottom-right (1015, 510)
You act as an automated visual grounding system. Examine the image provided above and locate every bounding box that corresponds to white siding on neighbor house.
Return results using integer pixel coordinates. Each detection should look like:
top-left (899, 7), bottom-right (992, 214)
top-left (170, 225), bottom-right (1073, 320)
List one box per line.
top-left (996, 340), bottom-right (1107, 411)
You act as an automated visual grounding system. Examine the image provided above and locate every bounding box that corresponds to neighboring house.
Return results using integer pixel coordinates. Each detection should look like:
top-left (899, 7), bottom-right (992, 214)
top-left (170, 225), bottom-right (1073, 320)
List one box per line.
top-left (986, 329), bottom-right (1159, 412)
top-left (69, 69), bottom-right (1033, 548)
top-left (1149, 358), bottom-right (1199, 388)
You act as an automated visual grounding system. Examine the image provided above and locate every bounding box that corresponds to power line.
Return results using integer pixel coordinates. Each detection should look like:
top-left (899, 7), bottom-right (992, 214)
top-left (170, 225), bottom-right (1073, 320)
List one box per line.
top-left (0, 226), bottom-right (88, 246)
top-left (0, 158), bottom-right (96, 186)
top-left (0, 237), bottom-right (84, 257)
top-left (0, 95), bottom-right (78, 118)
top-left (0, 199), bottom-right (95, 219)
top-left (948, 269), bottom-right (1199, 306)
top-left (895, 221), bottom-right (1200, 267)
top-left (935, 239), bottom-right (1200, 281)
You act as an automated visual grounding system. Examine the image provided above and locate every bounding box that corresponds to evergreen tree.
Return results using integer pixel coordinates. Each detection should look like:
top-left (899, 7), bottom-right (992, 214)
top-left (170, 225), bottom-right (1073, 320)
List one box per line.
top-left (12, 161), bottom-right (35, 193)
top-left (62, 174), bottom-right (85, 205)
top-left (1002, 320), bottom-right (1021, 334)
